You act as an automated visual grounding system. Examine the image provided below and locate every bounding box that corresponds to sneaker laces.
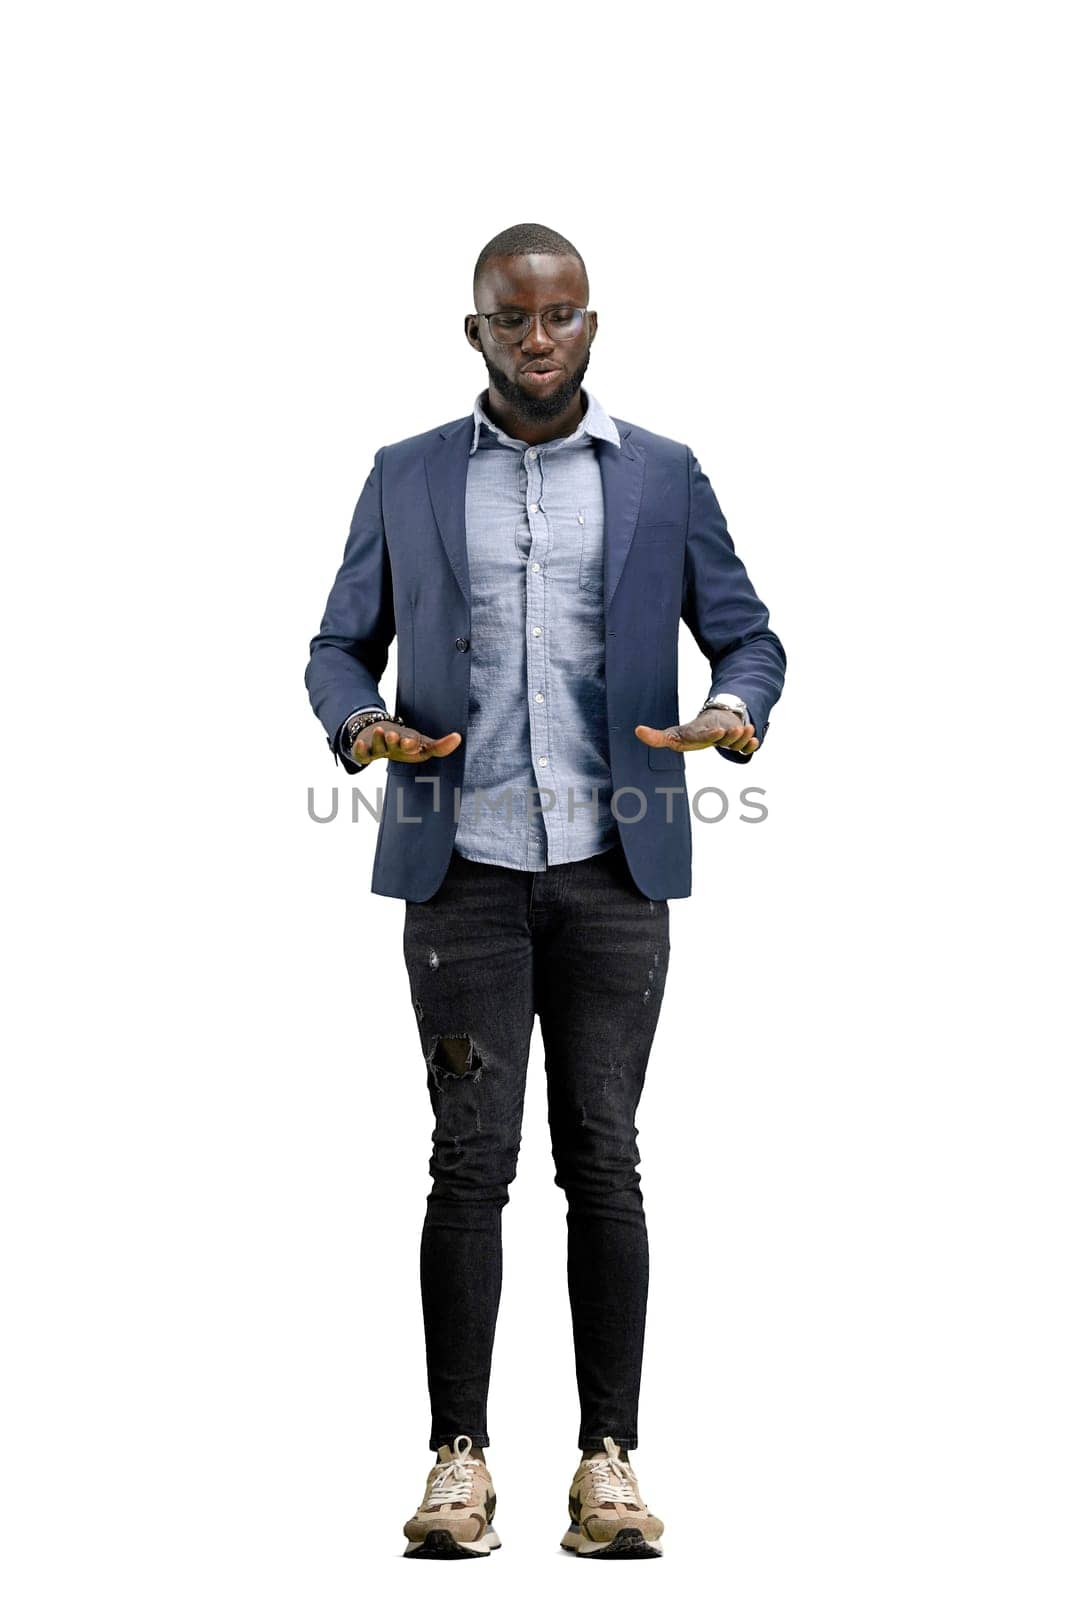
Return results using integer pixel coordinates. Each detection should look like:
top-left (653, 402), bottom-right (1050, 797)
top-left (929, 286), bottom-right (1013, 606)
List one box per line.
top-left (588, 1437), bottom-right (641, 1507)
top-left (426, 1435), bottom-right (477, 1507)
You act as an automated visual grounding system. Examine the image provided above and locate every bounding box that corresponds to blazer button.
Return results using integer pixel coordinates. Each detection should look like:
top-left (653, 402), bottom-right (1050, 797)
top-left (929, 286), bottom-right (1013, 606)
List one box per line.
top-left (455, 637), bottom-right (470, 651)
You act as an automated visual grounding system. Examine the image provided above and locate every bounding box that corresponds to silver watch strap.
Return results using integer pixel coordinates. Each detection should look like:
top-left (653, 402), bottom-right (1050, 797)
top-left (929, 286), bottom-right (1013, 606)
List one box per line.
top-left (701, 694), bottom-right (749, 722)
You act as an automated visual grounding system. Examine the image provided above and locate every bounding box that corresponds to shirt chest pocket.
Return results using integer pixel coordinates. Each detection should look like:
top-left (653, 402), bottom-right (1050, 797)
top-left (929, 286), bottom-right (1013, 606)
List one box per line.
top-left (576, 508), bottom-right (604, 595)
top-left (518, 507), bottom-right (601, 595)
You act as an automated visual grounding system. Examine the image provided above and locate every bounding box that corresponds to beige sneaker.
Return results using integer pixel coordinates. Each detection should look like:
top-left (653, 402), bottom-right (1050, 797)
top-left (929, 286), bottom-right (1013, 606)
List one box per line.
top-left (402, 1434), bottom-right (501, 1559)
top-left (561, 1436), bottom-right (664, 1558)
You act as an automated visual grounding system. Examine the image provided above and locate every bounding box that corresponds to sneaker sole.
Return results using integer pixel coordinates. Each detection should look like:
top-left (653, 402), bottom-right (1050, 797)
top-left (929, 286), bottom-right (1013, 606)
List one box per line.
top-left (404, 1525), bottom-right (502, 1559)
top-left (561, 1524), bottom-right (663, 1558)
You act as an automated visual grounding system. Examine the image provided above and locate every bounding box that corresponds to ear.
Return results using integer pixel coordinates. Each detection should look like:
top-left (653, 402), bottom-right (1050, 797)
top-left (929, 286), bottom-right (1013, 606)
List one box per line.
top-left (465, 314), bottom-right (482, 348)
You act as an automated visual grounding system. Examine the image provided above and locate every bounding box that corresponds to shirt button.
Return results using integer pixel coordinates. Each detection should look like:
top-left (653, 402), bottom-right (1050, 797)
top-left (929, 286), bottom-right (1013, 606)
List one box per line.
top-left (527, 449), bottom-right (538, 461)
top-left (532, 626), bottom-right (542, 637)
top-left (454, 637), bottom-right (469, 651)
top-left (535, 692), bottom-right (544, 703)
top-left (538, 756), bottom-right (548, 767)
top-left (528, 503), bottom-right (539, 514)
top-left (531, 562), bottom-right (540, 572)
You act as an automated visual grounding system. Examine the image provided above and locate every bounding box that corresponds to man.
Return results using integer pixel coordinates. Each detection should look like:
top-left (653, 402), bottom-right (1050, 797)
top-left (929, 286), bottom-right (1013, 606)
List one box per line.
top-left (306, 223), bottom-right (786, 1559)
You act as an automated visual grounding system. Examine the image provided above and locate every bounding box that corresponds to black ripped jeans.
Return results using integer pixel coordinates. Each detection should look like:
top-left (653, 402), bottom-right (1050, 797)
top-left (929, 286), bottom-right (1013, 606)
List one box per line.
top-left (402, 840), bottom-right (670, 1452)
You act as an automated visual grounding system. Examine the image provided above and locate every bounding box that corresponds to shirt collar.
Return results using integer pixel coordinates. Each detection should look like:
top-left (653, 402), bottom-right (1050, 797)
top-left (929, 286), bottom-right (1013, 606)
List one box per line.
top-left (470, 386), bottom-right (621, 455)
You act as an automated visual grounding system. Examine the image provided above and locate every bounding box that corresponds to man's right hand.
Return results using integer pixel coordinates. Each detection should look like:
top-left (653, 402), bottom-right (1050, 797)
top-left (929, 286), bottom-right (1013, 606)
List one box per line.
top-left (351, 721), bottom-right (462, 765)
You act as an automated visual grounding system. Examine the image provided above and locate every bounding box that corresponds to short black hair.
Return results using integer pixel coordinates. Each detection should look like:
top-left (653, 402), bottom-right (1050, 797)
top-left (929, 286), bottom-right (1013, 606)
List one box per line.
top-left (473, 223), bottom-right (587, 299)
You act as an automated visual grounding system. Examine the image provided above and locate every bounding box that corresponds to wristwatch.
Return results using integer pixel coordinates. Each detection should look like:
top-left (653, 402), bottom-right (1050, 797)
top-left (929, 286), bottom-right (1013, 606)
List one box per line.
top-left (342, 708), bottom-right (404, 762)
top-left (701, 693), bottom-right (749, 723)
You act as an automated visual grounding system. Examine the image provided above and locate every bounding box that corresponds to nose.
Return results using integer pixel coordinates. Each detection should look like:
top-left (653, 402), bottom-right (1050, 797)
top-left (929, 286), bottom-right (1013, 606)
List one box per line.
top-left (520, 313), bottom-right (555, 353)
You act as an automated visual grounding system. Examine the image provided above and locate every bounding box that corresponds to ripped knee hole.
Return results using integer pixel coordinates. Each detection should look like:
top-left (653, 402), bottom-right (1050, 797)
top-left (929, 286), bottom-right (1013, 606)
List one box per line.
top-left (427, 1033), bottom-right (484, 1082)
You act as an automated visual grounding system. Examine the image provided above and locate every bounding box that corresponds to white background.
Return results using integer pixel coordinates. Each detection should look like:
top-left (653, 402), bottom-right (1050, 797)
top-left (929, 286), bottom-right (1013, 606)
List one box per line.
top-left (2, 3), bottom-right (1063, 1595)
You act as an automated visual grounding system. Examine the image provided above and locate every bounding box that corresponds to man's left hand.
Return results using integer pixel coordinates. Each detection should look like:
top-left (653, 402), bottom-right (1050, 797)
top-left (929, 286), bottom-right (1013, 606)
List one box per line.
top-left (635, 707), bottom-right (760, 756)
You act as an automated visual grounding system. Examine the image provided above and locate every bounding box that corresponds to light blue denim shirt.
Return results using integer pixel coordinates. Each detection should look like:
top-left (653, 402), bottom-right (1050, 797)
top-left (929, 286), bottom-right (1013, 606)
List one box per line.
top-left (450, 386), bottom-right (622, 871)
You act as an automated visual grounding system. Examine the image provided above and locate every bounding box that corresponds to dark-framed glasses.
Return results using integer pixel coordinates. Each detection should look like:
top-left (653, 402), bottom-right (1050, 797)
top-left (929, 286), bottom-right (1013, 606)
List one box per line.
top-left (477, 305), bottom-right (590, 345)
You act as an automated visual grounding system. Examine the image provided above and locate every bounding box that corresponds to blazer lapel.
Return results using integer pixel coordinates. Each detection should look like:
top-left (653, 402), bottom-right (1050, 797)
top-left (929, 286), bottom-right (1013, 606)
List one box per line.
top-left (598, 422), bottom-right (644, 614)
top-left (424, 413), bottom-right (644, 616)
top-left (425, 415), bottom-right (476, 609)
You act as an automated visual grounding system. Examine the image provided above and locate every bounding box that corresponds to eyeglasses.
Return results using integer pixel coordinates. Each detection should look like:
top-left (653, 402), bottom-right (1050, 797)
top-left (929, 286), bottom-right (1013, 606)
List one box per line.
top-left (476, 305), bottom-right (591, 346)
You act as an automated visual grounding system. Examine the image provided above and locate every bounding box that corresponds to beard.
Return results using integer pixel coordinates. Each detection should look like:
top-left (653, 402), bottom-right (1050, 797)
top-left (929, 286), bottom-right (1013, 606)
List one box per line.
top-left (480, 344), bottom-right (592, 423)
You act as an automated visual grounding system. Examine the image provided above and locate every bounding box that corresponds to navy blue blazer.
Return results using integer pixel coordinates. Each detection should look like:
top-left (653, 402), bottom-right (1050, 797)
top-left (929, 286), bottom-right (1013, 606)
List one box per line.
top-left (306, 411), bottom-right (786, 902)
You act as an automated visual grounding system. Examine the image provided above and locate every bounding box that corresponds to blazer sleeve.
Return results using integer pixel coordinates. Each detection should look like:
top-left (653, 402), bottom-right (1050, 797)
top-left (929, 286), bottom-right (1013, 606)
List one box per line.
top-left (305, 447), bottom-right (396, 776)
top-left (681, 448), bottom-right (786, 765)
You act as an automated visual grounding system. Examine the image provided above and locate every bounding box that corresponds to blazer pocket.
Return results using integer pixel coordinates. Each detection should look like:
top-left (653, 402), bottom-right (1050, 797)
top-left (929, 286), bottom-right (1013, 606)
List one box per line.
top-left (634, 519), bottom-right (684, 543)
top-left (646, 630), bottom-right (684, 769)
top-left (404, 595), bottom-right (416, 700)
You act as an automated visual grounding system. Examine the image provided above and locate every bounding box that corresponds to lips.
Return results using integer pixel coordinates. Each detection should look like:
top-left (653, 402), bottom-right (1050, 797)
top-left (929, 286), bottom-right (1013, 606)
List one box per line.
top-left (522, 365), bottom-right (562, 383)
